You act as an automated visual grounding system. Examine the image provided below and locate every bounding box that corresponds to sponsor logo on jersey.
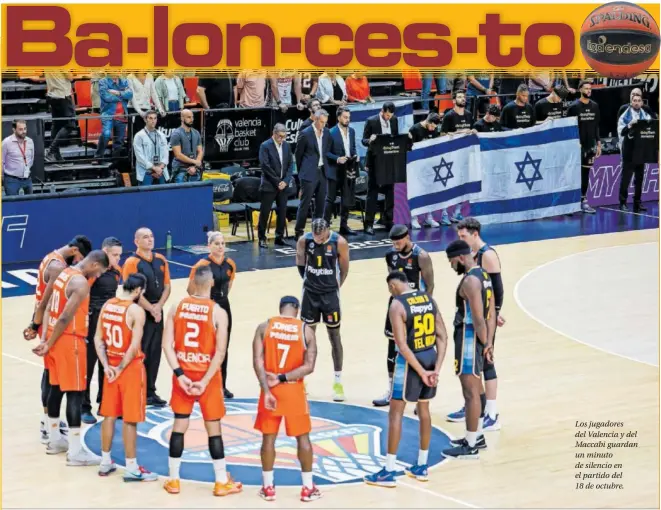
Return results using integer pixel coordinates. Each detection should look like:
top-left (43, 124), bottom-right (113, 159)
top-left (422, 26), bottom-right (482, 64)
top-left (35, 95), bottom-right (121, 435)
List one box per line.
top-left (82, 399), bottom-right (451, 486)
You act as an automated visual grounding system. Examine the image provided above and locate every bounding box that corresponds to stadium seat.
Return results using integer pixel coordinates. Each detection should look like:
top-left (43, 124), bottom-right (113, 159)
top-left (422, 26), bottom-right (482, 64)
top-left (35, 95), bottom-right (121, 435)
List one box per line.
top-left (184, 77), bottom-right (199, 106)
top-left (211, 180), bottom-right (254, 240)
top-left (74, 80), bottom-right (92, 111)
top-left (77, 114), bottom-right (102, 146)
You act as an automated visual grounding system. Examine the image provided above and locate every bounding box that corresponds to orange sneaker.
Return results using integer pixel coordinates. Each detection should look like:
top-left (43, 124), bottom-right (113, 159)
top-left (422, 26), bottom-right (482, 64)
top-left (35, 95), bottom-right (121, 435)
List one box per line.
top-left (213, 475), bottom-right (243, 497)
top-left (163, 479), bottom-right (181, 494)
top-left (300, 485), bottom-right (322, 502)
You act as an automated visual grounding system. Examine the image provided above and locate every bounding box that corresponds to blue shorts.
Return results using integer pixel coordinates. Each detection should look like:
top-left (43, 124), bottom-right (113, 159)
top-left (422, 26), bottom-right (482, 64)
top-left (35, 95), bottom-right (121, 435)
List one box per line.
top-left (391, 348), bottom-right (437, 403)
top-left (454, 325), bottom-right (484, 377)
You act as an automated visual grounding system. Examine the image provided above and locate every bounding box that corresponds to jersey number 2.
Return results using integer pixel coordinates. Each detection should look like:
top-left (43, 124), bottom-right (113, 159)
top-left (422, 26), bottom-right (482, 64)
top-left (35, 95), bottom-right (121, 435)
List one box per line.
top-left (184, 322), bottom-right (200, 348)
top-left (277, 343), bottom-right (290, 369)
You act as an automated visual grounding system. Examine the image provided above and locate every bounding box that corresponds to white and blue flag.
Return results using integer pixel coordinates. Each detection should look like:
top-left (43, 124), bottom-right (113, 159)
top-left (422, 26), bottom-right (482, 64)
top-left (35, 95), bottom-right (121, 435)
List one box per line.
top-left (406, 134), bottom-right (481, 217)
top-left (470, 117), bottom-right (582, 224)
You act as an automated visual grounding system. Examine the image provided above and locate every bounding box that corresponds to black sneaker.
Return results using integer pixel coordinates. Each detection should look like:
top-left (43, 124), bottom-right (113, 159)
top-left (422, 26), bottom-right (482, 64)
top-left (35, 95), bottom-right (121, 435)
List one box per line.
top-left (224, 388), bottom-right (234, 399)
top-left (450, 435), bottom-right (487, 450)
top-left (442, 438), bottom-right (480, 459)
top-left (147, 396), bottom-right (166, 408)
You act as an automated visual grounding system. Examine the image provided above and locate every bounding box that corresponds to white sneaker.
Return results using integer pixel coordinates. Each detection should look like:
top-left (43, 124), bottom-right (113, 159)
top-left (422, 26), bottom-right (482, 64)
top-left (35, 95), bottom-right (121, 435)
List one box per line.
top-left (411, 217), bottom-right (421, 230)
top-left (424, 213), bottom-right (439, 227)
top-left (40, 421), bottom-right (49, 445)
top-left (46, 438), bottom-right (69, 455)
top-left (66, 448), bottom-right (101, 466)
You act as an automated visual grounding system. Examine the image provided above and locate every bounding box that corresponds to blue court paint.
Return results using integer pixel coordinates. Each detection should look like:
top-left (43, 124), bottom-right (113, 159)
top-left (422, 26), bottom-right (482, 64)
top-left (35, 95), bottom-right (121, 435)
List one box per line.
top-left (3, 202), bottom-right (658, 298)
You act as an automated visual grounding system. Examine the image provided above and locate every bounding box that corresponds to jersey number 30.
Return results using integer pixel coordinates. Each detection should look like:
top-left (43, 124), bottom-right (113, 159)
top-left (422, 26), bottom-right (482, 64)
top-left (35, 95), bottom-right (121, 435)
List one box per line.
top-left (103, 323), bottom-right (123, 349)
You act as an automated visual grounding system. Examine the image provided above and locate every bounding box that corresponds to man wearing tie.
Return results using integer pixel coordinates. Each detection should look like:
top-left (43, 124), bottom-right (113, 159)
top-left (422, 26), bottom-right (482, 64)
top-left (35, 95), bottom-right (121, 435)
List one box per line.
top-left (258, 124), bottom-right (295, 248)
top-left (325, 107), bottom-right (358, 236)
top-left (362, 102), bottom-right (398, 235)
top-left (295, 109), bottom-right (332, 239)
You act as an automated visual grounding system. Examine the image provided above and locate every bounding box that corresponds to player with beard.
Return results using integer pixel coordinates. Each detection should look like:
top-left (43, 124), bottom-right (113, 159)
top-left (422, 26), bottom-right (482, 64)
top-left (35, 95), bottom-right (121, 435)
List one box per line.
top-left (473, 105), bottom-right (507, 133)
top-left (534, 86), bottom-right (568, 123)
top-left (566, 80), bottom-right (601, 214)
top-left (373, 225), bottom-right (435, 408)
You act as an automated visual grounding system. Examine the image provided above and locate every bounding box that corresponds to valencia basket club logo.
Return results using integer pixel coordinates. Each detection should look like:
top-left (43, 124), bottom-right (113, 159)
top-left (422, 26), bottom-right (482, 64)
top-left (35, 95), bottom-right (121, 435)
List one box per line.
top-left (83, 399), bottom-right (451, 486)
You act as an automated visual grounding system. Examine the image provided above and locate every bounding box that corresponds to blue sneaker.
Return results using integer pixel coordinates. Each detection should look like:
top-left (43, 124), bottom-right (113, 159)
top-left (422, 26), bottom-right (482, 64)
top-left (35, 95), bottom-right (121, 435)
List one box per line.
top-left (483, 414), bottom-right (501, 431)
top-left (81, 412), bottom-right (97, 425)
top-left (364, 467), bottom-right (396, 488)
top-left (405, 464), bottom-right (428, 482)
top-left (451, 434), bottom-right (487, 450)
top-left (440, 210), bottom-right (452, 226)
top-left (451, 209), bottom-right (464, 223)
top-left (123, 466), bottom-right (159, 482)
top-left (447, 406), bottom-right (465, 422)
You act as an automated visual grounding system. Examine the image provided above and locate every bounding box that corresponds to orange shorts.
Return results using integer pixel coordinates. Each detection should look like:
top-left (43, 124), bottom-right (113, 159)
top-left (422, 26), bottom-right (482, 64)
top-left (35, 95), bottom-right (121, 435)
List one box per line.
top-left (48, 334), bottom-right (87, 392)
top-left (100, 360), bottom-right (146, 423)
top-left (170, 371), bottom-right (225, 422)
top-left (37, 325), bottom-right (51, 370)
top-left (254, 411), bottom-right (312, 437)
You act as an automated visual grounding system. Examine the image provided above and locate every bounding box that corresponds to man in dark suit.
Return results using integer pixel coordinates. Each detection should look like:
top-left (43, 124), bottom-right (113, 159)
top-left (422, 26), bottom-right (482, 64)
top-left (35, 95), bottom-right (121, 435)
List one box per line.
top-left (325, 107), bottom-right (358, 236)
top-left (362, 101), bottom-right (398, 235)
top-left (258, 123), bottom-right (295, 248)
top-left (295, 109), bottom-right (331, 238)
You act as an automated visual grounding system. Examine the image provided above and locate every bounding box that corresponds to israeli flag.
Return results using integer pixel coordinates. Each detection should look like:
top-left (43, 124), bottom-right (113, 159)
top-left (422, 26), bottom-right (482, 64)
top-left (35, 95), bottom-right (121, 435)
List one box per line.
top-left (406, 134), bottom-right (481, 217)
top-left (470, 117), bottom-right (582, 224)
top-left (346, 100), bottom-right (415, 159)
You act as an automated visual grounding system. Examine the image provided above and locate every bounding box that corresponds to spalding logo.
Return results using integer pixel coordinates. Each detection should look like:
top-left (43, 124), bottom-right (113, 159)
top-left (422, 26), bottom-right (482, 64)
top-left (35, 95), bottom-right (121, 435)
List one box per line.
top-left (83, 399), bottom-right (452, 486)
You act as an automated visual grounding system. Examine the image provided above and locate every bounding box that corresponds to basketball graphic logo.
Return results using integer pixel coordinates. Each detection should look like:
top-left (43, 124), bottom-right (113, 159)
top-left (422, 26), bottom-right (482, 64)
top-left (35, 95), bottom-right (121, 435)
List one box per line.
top-left (83, 399), bottom-right (451, 486)
top-left (214, 118), bottom-right (234, 153)
top-left (579, 2), bottom-right (660, 78)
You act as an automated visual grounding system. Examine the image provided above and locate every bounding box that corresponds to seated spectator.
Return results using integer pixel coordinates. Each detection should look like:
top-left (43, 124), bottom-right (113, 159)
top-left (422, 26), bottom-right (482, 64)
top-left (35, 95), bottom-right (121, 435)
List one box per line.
top-left (133, 110), bottom-right (169, 186)
top-left (2, 119), bottom-right (34, 196)
top-left (154, 72), bottom-right (187, 113)
top-left (317, 72), bottom-right (347, 105)
top-left (94, 73), bottom-right (133, 163)
top-left (127, 73), bottom-right (165, 117)
top-left (171, 109), bottom-right (204, 183)
top-left (236, 70), bottom-right (268, 108)
top-left (345, 73), bottom-right (374, 104)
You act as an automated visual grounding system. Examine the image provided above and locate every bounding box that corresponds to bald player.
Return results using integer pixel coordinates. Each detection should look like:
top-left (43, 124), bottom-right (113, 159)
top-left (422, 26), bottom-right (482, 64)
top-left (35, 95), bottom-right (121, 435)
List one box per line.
top-left (162, 264), bottom-right (243, 497)
top-left (34, 250), bottom-right (109, 466)
top-left (24, 235), bottom-right (92, 444)
top-left (252, 296), bottom-right (321, 502)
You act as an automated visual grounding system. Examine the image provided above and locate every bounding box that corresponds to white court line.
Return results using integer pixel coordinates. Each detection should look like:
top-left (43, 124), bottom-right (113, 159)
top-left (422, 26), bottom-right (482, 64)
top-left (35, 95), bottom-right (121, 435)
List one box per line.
top-left (399, 479), bottom-right (480, 508)
top-left (2, 351), bottom-right (43, 368)
top-left (166, 259), bottom-right (194, 268)
top-left (513, 242), bottom-right (658, 368)
top-left (601, 206), bottom-right (660, 219)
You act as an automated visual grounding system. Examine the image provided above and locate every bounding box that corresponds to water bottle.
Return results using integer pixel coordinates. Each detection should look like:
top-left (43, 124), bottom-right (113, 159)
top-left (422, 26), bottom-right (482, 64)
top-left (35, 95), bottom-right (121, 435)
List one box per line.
top-left (50, 183), bottom-right (56, 194)
top-left (166, 231), bottom-right (172, 255)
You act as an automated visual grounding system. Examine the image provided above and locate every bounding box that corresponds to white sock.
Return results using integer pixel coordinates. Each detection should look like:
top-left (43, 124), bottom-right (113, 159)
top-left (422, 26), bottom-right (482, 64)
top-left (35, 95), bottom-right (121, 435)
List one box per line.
top-left (169, 457), bottom-right (181, 479)
top-left (385, 453), bottom-right (396, 472)
top-left (42, 413), bottom-right (48, 428)
top-left (262, 470), bottom-right (274, 487)
top-left (101, 451), bottom-right (112, 465)
top-left (477, 415), bottom-right (484, 434)
top-left (417, 449), bottom-right (428, 465)
top-left (126, 457), bottom-right (138, 472)
top-left (486, 400), bottom-right (497, 419)
top-left (334, 371), bottom-right (342, 384)
top-left (302, 471), bottom-right (314, 489)
top-left (48, 417), bottom-right (61, 441)
top-left (68, 428), bottom-right (81, 455)
top-left (213, 458), bottom-right (228, 483)
top-left (466, 431), bottom-right (478, 448)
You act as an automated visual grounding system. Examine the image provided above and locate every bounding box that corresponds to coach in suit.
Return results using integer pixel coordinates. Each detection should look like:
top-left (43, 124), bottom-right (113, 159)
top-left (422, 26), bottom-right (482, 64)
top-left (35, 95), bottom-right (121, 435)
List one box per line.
top-left (294, 109), bottom-right (331, 238)
top-left (258, 123), bottom-right (294, 248)
top-left (325, 107), bottom-right (358, 235)
top-left (362, 101), bottom-right (398, 235)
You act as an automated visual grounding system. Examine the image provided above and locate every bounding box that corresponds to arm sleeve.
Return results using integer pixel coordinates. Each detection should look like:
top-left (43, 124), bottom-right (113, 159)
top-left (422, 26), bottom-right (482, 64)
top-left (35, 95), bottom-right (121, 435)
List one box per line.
top-left (489, 272), bottom-right (504, 311)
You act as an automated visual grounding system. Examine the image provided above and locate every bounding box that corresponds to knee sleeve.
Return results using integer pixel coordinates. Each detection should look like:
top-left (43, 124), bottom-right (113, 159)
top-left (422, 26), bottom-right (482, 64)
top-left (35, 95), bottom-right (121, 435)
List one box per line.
top-left (66, 391), bottom-right (83, 428)
top-left (41, 369), bottom-right (51, 408)
top-left (208, 435), bottom-right (225, 460)
top-left (169, 432), bottom-right (185, 458)
top-left (47, 385), bottom-right (64, 418)
top-left (484, 363), bottom-right (497, 381)
top-left (480, 392), bottom-right (486, 418)
top-left (387, 339), bottom-right (396, 374)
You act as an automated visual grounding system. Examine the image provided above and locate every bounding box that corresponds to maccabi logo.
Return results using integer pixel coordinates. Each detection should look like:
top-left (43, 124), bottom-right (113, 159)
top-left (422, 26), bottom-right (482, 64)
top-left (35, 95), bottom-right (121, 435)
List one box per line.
top-left (82, 399), bottom-right (451, 486)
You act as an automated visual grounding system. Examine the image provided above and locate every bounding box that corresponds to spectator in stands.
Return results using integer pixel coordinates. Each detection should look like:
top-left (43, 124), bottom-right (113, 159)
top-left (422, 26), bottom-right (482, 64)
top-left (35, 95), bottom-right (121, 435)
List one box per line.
top-left (295, 72), bottom-right (319, 106)
top-left (127, 73), bottom-right (165, 117)
top-left (316, 72), bottom-right (347, 105)
top-left (345, 73), bottom-right (374, 104)
top-left (269, 71), bottom-right (298, 112)
top-left (197, 73), bottom-right (235, 109)
top-left (500, 84), bottom-right (536, 130)
top-left (90, 71), bottom-right (106, 111)
top-left (2, 119), bottom-right (34, 196)
top-left (408, 113), bottom-right (442, 229)
top-left (325, 107), bottom-right (358, 236)
top-left (566, 80), bottom-right (600, 214)
top-left (170, 109), bottom-right (204, 183)
top-left (236, 70), bottom-right (268, 108)
top-left (44, 72), bottom-right (76, 163)
top-left (299, 98), bottom-right (321, 134)
top-left (535, 86), bottom-right (568, 123)
top-left (617, 92), bottom-right (653, 213)
top-left (257, 123), bottom-right (295, 248)
top-left (528, 72), bottom-right (554, 94)
top-left (474, 104), bottom-right (507, 132)
top-left (421, 74), bottom-right (447, 111)
top-left (154, 71), bottom-right (187, 113)
top-left (362, 101), bottom-right (398, 235)
top-left (134, 110), bottom-right (169, 185)
top-left (295, 109), bottom-right (332, 239)
top-left (465, 73), bottom-right (495, 116)
top-left (94, 73), bottom-right (133, 163)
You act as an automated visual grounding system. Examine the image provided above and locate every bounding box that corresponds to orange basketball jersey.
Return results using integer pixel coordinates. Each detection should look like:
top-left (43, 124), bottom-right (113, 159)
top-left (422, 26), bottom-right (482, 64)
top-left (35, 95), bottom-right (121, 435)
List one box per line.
top-left (173, 296), bottom-right (217, 373)
top-left (35, 251), bottom-right (66, 305)
top-left (99, 297), bottom-right (143, 366)
top-left (46, 267), bottom-right (90, 338)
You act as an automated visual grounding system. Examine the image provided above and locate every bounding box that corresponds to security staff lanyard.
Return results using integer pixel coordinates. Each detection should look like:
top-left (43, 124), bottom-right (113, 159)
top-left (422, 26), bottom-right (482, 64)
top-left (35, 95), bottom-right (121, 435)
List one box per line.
top-left (146, 130), bottom-right (160, 165)
top-left (16, 139), bottom-right (30, 178)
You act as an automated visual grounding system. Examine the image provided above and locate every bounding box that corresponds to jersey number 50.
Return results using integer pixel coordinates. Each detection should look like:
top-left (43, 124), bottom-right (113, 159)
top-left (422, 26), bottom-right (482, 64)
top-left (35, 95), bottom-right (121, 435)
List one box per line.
top-left (413, 313), bottom-right (434, 337)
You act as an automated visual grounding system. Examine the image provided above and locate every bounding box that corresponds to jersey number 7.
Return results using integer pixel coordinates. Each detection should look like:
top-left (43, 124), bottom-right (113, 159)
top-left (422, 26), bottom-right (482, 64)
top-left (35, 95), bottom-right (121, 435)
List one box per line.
top-left (277, 343), bottom-right (290, 369)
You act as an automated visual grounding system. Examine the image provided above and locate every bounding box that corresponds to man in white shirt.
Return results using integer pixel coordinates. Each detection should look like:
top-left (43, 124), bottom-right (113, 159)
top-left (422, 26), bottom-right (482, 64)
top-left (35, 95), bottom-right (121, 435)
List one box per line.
top-left (2, 119), bottom-right (34, 195)
top-left (133, 110), bottom-right (169, 185)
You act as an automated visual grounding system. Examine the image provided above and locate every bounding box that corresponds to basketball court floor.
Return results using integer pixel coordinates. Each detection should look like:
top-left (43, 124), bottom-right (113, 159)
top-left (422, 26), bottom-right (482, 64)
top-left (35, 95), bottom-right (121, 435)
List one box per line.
top-left (2, 203), bottom-right (659, 509)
